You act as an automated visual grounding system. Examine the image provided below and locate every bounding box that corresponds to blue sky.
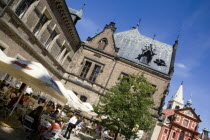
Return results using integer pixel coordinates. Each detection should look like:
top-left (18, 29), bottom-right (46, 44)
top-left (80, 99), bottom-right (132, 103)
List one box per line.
top-left (67, 0), bottom-right (210, 131)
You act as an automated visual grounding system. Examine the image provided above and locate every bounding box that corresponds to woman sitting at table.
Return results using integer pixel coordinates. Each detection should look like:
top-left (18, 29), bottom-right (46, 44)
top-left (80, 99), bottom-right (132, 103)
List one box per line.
top-left (40, 119), bottom-right (61, 139)
top-left (28, 106), bottom-right (43, 132)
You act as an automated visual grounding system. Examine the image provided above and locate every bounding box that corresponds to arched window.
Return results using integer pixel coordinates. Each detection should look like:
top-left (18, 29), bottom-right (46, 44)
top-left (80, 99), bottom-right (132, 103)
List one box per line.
top-left (179, 131), bottom-right (185, 140)
top-left (80, 96), bottom-right (87, 102)
top-left (175, 105), bottom-right (180, 109)
top-left (98, 38), bottom-right (107, 50)
top-left (172, 132), bottom-right (176, 138)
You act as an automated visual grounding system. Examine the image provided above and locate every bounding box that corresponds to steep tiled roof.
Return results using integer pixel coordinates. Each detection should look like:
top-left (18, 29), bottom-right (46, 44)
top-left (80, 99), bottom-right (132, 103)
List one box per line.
top-left (114, 28), bottom-right (173, 75)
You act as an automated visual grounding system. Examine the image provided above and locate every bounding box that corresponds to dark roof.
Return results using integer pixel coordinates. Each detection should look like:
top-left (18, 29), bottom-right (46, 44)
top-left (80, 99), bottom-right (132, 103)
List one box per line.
top-left (114, 28), bottom-right (173, 75)
top-left (69, 8), bottom-right (83, 20)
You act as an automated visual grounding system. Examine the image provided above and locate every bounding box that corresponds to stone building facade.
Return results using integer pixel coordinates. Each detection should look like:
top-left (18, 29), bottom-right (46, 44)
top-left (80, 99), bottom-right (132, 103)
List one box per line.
top-left (63, 22), bottom-right (178, 114)
top-left (0, 0), bottom-right (80, 87)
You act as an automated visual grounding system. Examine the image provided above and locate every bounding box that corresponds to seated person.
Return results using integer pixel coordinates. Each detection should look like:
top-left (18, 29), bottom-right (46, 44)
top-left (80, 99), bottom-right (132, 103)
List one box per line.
top-left (41, 119), bottom-right (61, 139)
top-left (7, 95), bottom-right (24, 109)
top-left (48, 119), bottom-right (61, 131)
top-left (28, 106), bottom-right (43, 132)
top-left (50, 110), bottom-right (60, 120)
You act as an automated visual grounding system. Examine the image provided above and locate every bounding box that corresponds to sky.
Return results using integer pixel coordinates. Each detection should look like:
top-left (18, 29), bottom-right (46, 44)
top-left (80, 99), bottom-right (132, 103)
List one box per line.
top-left (66, 0), bottom-right (210, 131)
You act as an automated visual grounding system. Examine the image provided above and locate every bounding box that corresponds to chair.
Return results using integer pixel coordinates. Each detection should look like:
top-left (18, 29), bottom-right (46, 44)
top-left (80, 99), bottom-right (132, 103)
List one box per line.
top-left (41, 129), bottom-right (61, 140)
top-left (0, 105), bottom-right (12, 120)
top-left (23, 115), bottom-right (34, 139)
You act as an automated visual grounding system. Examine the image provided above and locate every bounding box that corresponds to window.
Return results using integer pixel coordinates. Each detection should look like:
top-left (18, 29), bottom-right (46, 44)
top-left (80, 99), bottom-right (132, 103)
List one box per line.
top-left (178, 131), bottom-right (185, 140)
top-left (33, 14), bottom-right (48, 36)
top-left (0, 46), bottom-right (5, 51)
top-left (118, 72), bottom-right (130, 83)
top-left (175, 106), bottom-right (180, 109)
top-left (164, 129), bottom-right (168, 134)
top-left (80, 96), bottom-right (87, 102)
top-left (98, 38), bottom-right (107, 50)
top-left (183, 120), bottom-right (189, 127)
top-left (172, 132), bottom-right (176, 138)
top-left (167, 104), bottom-right (172, 109)
top-left (80, 61), bottom-right (92, 78)
top-left (56, 45), bottom-right (65, 59)
top-left (45, 30), bottom-right (57, 49)
top-left (89, 65), bottom-right (101, 82)
top-left (60, 50), bottom-right (68, 62)
top-left (15, 0), bottom-right (36, 18)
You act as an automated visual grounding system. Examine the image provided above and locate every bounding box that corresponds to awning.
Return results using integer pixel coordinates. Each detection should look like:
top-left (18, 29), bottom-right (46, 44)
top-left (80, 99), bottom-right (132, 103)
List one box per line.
top-left (0, 50), bottom-right (67, 104)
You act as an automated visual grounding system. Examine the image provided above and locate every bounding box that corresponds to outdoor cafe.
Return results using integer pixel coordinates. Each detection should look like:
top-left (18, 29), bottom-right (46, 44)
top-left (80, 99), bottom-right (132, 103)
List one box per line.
top-left (0, 49), bottom-right (100, 140)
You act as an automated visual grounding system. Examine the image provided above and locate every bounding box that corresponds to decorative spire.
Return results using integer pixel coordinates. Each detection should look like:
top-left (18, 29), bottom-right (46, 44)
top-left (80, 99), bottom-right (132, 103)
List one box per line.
top-left (170, 82), bottom-right (184, 103)
top-left (81, 3), bottom-right (86, 10)
top-left (136, 18), bottom-right (141, 29)
top-left (167, 82), bottom-right (184, 109)
top-left (132, 18), bottom-right (141, 29)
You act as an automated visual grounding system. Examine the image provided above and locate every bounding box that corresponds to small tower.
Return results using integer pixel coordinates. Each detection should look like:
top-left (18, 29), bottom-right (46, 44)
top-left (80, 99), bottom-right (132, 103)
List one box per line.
top-left (185, 99), bottom-right (192, 108)
top-left (167, 82), bottom-right (184, 109)
top-left (69, 4), bottom-right (85, 24)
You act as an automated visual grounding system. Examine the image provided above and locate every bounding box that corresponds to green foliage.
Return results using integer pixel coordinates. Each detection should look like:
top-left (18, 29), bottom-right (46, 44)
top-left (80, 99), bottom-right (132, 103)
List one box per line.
top-left (94, 73), bottom-right (156, 138)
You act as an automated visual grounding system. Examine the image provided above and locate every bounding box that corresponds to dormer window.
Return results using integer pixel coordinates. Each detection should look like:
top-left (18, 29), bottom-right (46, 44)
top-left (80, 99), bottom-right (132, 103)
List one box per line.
top-left (98, 38), bottom-right (107, 50)
top-left (136, 44), bottom-right (156, 64)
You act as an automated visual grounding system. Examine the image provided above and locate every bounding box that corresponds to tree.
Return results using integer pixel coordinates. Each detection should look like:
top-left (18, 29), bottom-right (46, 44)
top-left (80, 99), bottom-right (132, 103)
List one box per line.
top-left (94, 73), bottom-right (156, 139)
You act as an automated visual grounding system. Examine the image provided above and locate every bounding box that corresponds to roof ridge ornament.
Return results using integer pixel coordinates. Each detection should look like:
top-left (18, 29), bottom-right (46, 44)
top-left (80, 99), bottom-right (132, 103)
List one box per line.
top-left (136, 18), bottom-right (141, 29)
top-left (132, 18), bottom-right (141, 29)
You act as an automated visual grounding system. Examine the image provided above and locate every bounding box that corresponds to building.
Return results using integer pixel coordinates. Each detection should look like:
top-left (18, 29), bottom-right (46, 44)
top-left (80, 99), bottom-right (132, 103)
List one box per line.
top-left (0, 1), bottom-right (180, 138)
top-left (151, 83), bottom-right (202, 140)
top-left (0, 0), bottom-right (81, 88)
top-left (167, 82), bottom-right (184, 110)
top-left (63, 22), bottom-right (179, 139)
top-left (199, 128), bottom-right (210, 140)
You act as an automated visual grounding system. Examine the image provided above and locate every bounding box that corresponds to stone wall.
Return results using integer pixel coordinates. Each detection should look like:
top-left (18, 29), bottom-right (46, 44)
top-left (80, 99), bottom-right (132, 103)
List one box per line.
top-left (0, 0), bottom-right (79, 82)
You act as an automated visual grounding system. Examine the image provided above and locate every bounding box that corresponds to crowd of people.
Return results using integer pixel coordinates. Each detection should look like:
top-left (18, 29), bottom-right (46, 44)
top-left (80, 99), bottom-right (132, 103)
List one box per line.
top-left (0, 80), bottom-right (128, 140)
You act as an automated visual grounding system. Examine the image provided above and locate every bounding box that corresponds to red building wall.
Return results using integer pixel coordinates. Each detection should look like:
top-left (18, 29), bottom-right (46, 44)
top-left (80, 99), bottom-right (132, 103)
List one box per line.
top-left (157, 109), bottom-right (201, 140)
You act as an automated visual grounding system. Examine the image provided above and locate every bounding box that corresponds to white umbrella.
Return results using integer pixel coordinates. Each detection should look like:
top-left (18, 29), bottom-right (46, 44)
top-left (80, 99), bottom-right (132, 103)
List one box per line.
top-left (26, 87), bottom-right (33, 94)
top-left (66, 90), bottom-right (81, 110)
top-left (65, 90), bottom-right (97, 116)
top-left (83, 102), bottom-right (97, 116)
top-left (0, 50), bottom-right (67, 115)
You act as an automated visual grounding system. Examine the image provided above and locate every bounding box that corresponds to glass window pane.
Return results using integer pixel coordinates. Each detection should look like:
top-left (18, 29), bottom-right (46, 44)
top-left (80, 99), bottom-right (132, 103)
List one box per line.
top-left (89, 65), bottom-right (101, 82)
top-left (80, 61), bottom-right (92, 78)
top-left (33, 14), bottom-right (48, 35)
top-left (15, 0), bottom-right (36, 18)
top-left (45, 30), bottom-right (57, 48)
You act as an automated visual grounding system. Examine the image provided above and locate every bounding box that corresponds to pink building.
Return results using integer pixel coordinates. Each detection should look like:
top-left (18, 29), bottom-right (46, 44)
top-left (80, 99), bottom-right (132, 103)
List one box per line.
top-left (151, 83), bottom-right (202, 140)
top-left (158, 108), bottom-right (201, 140)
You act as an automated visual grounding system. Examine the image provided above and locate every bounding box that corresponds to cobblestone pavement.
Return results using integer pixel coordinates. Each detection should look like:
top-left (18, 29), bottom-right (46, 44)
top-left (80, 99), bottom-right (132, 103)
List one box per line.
top-left (0, 123), bottom-right (93, 140)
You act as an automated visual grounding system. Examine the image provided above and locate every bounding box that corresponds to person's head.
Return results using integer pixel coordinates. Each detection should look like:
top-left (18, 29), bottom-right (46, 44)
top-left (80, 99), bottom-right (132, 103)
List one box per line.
top-left (55, 110), bottom-right (59, 114)
top-left (55, 119), bottom-right (60, 124)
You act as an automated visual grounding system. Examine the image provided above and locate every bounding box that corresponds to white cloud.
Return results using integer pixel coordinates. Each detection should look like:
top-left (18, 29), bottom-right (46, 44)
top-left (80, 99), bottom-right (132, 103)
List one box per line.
top-left (175, 63), bottom-right (186, 69)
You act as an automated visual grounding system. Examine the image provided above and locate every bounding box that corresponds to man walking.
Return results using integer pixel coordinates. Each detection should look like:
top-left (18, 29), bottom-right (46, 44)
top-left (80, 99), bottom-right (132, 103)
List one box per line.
top-left (63, 115), bottom-right (78, 139)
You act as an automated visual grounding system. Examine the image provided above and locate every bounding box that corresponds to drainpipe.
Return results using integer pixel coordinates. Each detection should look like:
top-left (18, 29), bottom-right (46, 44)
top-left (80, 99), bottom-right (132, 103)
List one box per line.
top-left (97, 57), bottom-right (117, 106)
top-left (0, 0), bottom-right (14, 17)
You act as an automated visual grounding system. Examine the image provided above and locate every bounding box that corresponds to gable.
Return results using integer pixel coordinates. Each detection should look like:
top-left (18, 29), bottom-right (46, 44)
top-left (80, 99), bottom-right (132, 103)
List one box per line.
top-left (177, 108), bottom-right (201, 122)
top-left (84, 25), bottom-right (118, 56)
